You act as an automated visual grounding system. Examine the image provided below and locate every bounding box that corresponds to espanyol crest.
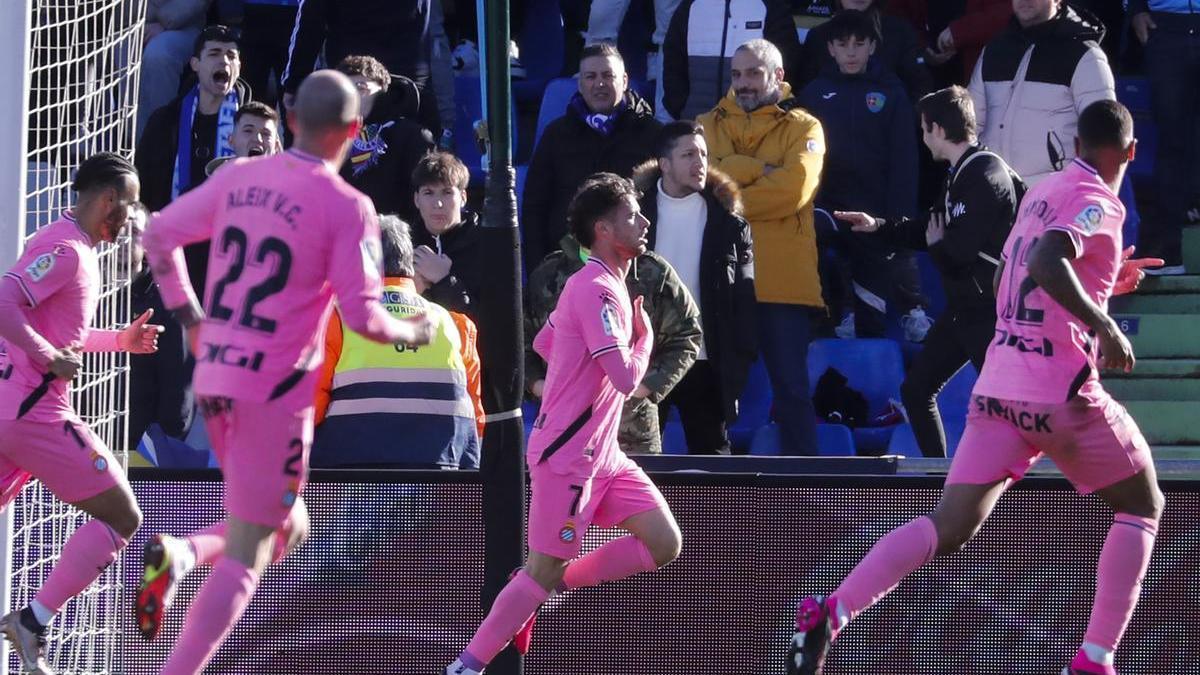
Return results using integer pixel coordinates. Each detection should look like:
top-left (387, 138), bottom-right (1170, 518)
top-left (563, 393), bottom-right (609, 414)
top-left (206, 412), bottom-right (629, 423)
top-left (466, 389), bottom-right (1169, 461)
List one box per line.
top-left (866, 92), bottom-right (886, 113)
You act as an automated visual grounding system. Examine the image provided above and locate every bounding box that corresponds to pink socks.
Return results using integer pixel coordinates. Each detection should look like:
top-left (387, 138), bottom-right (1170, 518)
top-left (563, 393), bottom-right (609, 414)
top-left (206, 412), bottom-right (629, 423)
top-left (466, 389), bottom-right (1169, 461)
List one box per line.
top-left (1084, 513), bottom-right (1158, 651)
top-left (160, 558), bottom-right (259, 674)
top-left (562, 535), bottom-right (658, 590)
top-left (830, 516), bottom-right (938, 624)
top-left (461, 570), bottom-right (550, 668)
top-left (34, 520), bottom-right (127, 613)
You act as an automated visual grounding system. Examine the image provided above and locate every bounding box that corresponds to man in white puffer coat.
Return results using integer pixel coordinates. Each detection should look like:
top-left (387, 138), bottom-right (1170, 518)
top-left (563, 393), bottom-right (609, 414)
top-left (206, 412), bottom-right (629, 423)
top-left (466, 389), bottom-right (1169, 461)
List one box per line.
top-left (968, 0), bottom-right (1114, 186)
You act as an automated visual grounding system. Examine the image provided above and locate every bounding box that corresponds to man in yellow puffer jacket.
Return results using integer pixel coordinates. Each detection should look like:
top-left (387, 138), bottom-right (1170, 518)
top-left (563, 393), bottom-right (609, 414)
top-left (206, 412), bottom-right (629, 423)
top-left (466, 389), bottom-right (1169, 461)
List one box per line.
top-left (698, 38), bottom-right (825, 455)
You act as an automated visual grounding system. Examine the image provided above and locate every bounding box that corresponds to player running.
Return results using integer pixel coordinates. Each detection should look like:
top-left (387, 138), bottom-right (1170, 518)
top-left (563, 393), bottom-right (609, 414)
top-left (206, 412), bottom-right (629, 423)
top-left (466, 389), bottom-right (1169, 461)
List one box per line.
top-left (141, 70), bottom-right (433, 674)
top-left (0, 153), bottom-right (162, 674)
top-left (445, 174), bottom-right (682, 675)
top-left (788, 100), bottom-right (1165, 675)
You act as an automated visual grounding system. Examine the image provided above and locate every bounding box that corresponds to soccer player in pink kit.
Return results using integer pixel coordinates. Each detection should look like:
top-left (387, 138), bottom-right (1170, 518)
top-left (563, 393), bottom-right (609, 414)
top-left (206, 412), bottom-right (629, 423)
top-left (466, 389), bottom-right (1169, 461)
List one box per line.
top-left (141, 70), bottom-right (433, 675)
top-left (446, 174), bottom-right (683, 675)
top-left (0, 153), bottom-right (164, 674)
top-left (788, 100), bottom-right (1165, 675)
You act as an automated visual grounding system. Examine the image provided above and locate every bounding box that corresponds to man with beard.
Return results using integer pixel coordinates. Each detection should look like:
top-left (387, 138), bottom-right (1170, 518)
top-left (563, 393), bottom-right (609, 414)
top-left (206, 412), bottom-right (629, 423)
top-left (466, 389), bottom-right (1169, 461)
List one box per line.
top-left (131, 25), bottom-right (250, 450)
top-left (0, 154), bottom-right (162, 673)
top-left (698, 39), bottom-right (826, 455)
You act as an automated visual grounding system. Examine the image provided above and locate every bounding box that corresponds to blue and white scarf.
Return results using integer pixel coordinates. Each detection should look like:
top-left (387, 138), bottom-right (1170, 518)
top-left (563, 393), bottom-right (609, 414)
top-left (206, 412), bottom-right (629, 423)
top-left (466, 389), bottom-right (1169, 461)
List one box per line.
top-left (172, 85), bottom-right (241, 199)
top-left (570, 92), bottom-right (627, 137)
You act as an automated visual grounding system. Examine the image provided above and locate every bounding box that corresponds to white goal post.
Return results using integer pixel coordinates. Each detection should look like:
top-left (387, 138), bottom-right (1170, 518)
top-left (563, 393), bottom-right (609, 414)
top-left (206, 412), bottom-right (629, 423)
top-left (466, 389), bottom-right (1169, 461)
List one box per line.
top-left (0, 1), bottom-right (144, 673)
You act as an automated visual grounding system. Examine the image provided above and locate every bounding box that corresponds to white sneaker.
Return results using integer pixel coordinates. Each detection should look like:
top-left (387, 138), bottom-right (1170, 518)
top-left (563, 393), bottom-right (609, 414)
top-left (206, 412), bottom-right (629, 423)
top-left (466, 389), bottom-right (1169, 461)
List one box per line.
top-left (834, 313), bottom-right (856, 339)
top-left (446, 660), bottom-right (483, 675)
top-left (902, 308), bottom-right (933, 343)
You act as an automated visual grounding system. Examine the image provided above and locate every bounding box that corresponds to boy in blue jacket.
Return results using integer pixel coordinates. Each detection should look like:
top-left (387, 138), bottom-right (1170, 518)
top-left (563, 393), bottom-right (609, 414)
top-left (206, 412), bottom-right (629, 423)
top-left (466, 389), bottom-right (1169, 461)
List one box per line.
top-left (800, 10), bottom-right (928, 341)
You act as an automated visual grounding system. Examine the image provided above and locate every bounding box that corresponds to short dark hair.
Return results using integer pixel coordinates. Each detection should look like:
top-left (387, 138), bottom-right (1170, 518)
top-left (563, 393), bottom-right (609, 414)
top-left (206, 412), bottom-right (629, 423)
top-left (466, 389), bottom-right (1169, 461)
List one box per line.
top-left (379, 215), bottom-right (415, 278)
top-left (335, 54), bottom-right (391, 93)
top-left (567, 173), bottom-right (640, 248)
top-left (1077, 99), bottom-right (1134, 151)
top-left (234, 101), bottom-right (278, 126)
top-left (655, 121), bottom-right (705, 159)
top-left (192, 25), bottom-right (239, 59)
top-left (72, 152), bottom-right (137, 193)
top-left (916, 86), bottom-right (977, 144)
top-left (411, 152), bottom-right (470, 192)
top-left (824, 9), bottom-right (880, 43)
top-left (579, 42), bottom-right (624, 66)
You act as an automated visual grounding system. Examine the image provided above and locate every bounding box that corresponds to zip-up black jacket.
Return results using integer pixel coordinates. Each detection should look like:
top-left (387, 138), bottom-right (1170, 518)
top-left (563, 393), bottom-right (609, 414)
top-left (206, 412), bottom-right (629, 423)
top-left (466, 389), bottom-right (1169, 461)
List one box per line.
top-left (282, 0), bottom-right (431, 94)
top-left (878, 145), bottom-right (1019, 313)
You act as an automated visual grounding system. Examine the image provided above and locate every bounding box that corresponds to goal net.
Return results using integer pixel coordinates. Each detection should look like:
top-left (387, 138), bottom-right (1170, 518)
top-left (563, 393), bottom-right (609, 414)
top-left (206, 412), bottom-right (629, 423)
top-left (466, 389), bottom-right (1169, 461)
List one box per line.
top-left (6, 1), bottom-right (144, 672)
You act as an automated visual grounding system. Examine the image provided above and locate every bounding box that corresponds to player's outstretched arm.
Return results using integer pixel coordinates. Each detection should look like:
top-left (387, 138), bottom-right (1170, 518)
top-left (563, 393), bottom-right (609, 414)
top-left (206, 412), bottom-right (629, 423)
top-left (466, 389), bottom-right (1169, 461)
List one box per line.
top-left (1027, 231), bottom-right (1134, 372)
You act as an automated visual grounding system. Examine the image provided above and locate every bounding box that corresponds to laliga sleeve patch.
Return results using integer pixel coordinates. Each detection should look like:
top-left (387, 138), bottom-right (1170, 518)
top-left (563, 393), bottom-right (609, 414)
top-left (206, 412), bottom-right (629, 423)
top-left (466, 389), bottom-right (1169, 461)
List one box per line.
top-left (25, 253), bottom-right (54, 282)
top-left (1074, 204), bottom-right (1104, 235)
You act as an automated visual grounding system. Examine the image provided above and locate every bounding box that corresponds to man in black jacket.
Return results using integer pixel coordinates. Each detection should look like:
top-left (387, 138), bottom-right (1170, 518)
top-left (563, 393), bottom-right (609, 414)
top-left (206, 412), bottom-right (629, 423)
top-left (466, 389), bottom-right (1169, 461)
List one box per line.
top-left (410, 152), bottom-right (484, 321)
top-left (521, 43), bottom-right (662, 271)
top-left (335, 55), bottom-right (434, 220)
top-left (634, 121), bottom-right (758, 454)
top-left (281, 0), bottom-right (439, 132)
top-left (836, 86), bottom-right (1018, 458)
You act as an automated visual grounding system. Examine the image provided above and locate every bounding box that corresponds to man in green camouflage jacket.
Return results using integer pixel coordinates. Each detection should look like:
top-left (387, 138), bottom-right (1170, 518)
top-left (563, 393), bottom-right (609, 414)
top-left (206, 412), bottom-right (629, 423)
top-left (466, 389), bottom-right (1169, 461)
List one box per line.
top-left (525, 234), bottom-right (702, 454)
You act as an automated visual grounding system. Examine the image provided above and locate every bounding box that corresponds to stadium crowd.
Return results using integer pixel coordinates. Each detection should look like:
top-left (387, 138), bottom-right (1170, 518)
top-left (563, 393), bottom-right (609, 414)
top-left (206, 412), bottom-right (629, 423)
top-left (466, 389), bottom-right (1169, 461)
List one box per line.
top-left (130, 0), bottom-right (1197, 463)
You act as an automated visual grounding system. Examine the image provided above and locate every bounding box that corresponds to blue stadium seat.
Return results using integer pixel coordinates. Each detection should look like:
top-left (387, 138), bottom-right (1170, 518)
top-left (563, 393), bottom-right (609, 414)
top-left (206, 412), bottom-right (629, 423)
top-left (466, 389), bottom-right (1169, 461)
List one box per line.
top-left (808, 338), bottom-right (904, 413)
top-left (809, 338), bottom-right (906, 453)
top-left (1119, 172), bottom-right (1140, 249)
top-left (513, 0), bottom-right (565, 105)
top-left (749, 422), bottom-right (855, 456)
top-left (522, 400), bottom-right (539, 440)
top-left (886, 419), bottom-right (967, 457)
top-left (1116, 77), bottom-right (1151, 114)
top-left (453, 77), bottom-right (520, 184)
top-left (662, 407), bottom-right (688, 455)
top-left (534, 77), bottom-right (577, 147)
top-left (730, 357), bottom-right (772, 452)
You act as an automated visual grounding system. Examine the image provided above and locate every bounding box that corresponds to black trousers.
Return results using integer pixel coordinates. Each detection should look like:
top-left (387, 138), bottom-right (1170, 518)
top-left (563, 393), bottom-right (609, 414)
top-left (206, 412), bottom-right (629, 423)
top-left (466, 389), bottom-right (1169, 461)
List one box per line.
top-left (659, 360), bottom-right (730, 455)
top-left (129, 284), bottom-right (195, 449)
top-left (900, 307), bottom-right (994, 458)
top-left (239, 4), bottom-right (299, 107)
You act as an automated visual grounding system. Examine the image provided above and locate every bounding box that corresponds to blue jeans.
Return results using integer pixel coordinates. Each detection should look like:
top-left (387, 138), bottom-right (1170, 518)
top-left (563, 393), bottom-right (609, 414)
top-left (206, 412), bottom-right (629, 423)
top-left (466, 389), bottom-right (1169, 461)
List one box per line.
top-left (1141, 20), bottom-right (1200, 261)
top-left (757, 303), bottom-right (818, 456)
top-left (137, 28), bottom-right (201, 141)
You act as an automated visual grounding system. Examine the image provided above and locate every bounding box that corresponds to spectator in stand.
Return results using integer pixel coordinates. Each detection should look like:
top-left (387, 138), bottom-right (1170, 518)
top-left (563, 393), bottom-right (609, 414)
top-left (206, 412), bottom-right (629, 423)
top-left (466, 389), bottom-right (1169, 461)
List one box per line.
top-left (799, 10), bottom-right (929, 342)
top-left (129, 25), bottom-right (247, 447)
top-left (335, 55), bottom-right (435, 220)
top-left (410, 152), bottom-right (485, 322)
top-left (660, 0), bottom-right (801, 122)
top-left (835, 86), bottom-right (1020, 457)
top-left (235, 0), bottom-right (300, 107)
top-left (312, 215), bottom-right (480, 469)
top-left (138, 0), bottom-right (212, 139)
top-left (968, 0), bottom-right (1114, 186)
top-left (585, 0), bottom-right (683, 86)
top-left (525, 235), bottom-right (701, 456)
top-left (282, 0), bottom-right (440, 133)
top-left (521, 43), bottom-right (662, 271)
top-left (698, 39), bottom-right (825, 456)
top-left (801, 0), bottom-right (933, 101)
top-left (1130, 0), bottom-right (1200, 275)
top-left (205, 101), bottom-right (281, 175)
top-left (885, 0), bottom-right (1013, 85)
top-left (634, 122), bottom-right (758, 455)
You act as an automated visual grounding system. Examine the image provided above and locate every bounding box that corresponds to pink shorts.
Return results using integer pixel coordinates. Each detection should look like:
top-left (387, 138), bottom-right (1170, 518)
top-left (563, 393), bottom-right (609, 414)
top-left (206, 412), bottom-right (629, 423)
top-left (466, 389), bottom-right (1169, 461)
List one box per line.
top-left (0, 418), bottom-right (125, 504)
top-left (199, 396), bottom-right (314, 528)
top-left (527, 452), bottom-right (669, 560)
top-left (947, 388), bottom-right (1152, 494)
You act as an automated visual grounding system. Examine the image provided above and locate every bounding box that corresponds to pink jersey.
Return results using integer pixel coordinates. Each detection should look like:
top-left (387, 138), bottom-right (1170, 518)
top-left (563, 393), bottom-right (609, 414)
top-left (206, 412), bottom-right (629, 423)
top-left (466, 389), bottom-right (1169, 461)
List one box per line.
top-left (528, 258), bottom-right (649, 477)
top-left (976, 159), bottom-right (1126, 403)
top-left (0, 214), bottom-right (100, 422)
top-left (143, 150), bottom-right (395, 408)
